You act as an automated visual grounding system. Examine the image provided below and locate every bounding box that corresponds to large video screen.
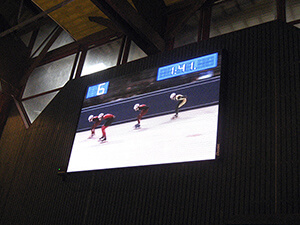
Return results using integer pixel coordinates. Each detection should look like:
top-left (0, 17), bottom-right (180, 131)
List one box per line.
top-left (67, 52), bottom-right (223, 172)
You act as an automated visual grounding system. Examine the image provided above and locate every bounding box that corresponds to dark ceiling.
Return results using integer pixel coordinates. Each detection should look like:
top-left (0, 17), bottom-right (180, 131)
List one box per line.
top-left (1, 0), bottom-right (211, 55)
top-left (0, 0), bottom-right (299, 56)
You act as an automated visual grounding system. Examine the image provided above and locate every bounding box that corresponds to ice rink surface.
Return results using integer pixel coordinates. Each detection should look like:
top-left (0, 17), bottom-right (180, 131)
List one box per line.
top-left (67, 104), bottom-right (219, 172)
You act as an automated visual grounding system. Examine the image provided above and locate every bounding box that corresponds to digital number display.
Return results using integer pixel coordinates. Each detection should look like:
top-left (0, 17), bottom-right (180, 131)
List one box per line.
top-left (157, 52), bottom-right (218, 81)
top-left (85, 81), bottom-right (110, 99)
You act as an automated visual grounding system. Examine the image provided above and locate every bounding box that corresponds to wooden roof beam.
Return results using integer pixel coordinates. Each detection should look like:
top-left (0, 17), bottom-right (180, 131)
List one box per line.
top-left (38, 29), bottom-right (123, 66)
top-left (91, 0), bottom-right (165, 55)
top-left (0, 0), bottom-right (74, 38)
top-left (19, 26), bottom-right (63, 92)
top-left (89, 16), bottom-right (120, 32)
top-left (131, 0), bottom-right (167, 36)
top-left (165, 0), bottom-right (207, 39)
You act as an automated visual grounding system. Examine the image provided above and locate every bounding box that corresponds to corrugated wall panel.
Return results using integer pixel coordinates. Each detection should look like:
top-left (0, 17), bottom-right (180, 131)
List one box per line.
top-left (0, 21), bottom-right (299, 225)
top-left (275, 22), bottom-right (300, 216)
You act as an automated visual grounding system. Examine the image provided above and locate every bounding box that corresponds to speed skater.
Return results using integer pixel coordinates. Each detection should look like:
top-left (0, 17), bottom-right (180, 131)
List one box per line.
top-left (169, 93), bottom-right (187, 119)
top-left (98, 113), bottom-right (115, 141)
top-left (88, 113), bottom-right (115, 141)
top-left (133, 103), bottom-right (149, 128)
top-left (88, 114), bottom-right (102, 138)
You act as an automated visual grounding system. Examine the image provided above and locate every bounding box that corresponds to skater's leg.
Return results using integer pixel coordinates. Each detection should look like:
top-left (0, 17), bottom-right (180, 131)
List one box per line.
top-left (137, 114), bottom-right (142, 124)
top-left (175, 99), bottom-right (187, 116)
top-left (100, 126), bottom-right (107, 140)
top-left (100, 118), bottom-right (114, 140)
top-left (136, 108), bottom-right (148, 128)
top-left (178, 98), bottom-right (187, 109)
top-left (88, 128), bottom-right (96, 138)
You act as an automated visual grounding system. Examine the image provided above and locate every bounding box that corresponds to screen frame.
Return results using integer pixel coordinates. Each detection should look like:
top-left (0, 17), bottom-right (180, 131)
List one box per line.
top-left (63, 50), bottom-right (226, 174)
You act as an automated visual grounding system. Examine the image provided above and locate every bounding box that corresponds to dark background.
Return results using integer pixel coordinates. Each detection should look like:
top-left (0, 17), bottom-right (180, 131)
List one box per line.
top-left (0, 21), bottom-right (299, 224)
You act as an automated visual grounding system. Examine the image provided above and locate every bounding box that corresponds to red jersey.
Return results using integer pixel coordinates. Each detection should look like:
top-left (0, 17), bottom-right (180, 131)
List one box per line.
top-left (102, 113), bottom-right (115, 120)
top-left (138, 104), bottom-right (149, 111)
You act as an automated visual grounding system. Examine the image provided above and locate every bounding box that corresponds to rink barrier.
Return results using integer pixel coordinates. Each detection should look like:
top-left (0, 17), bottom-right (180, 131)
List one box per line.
top-left (76, 76), bottom-right (220, 132)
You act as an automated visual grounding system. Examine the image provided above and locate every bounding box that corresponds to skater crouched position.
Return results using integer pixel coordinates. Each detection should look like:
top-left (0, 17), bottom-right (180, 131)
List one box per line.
top-left (88, 113), bottom-right (115, 141)
top-left (133, 103), bottom-right (149, 128)
top-left (88, 114), bottom-right (102, 138)
top-left (170, 93), bottom-right (187, 119)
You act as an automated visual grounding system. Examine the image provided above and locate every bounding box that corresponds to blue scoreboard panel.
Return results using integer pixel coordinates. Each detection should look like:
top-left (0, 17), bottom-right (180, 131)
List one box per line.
top-left (85, 81), bottom-right (110, 99)
top-left (157, 52), bottom-right (218, 81)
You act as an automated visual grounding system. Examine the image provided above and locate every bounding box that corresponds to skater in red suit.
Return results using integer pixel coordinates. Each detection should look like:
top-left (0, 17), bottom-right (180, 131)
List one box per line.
top-left (98, 113), bottom-right (115, 141)
top-left (133, 103), bottom-right (149, 128)
top-left (170, 93), bottom-right (187, 119)
top-left (88, 113), bottom-right (115, 141)
top-left (88, 114), bottom-right (102, 138)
